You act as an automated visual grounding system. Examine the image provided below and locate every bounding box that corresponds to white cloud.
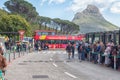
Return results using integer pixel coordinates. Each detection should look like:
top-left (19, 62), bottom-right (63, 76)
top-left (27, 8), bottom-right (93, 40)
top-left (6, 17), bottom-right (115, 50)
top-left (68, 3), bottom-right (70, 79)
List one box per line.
top-left (110, 2), bottom-right (120, 14)
top-left (40, 0), bottom-right (47, 6)
top-left (40, 0), bottom-right (66, 5)
top-left (49, 0), bottom-right (65, 4)
top-left (67, 0), bottom-right (93, 12)
top-left (67, 0), bottom-right (119, 13)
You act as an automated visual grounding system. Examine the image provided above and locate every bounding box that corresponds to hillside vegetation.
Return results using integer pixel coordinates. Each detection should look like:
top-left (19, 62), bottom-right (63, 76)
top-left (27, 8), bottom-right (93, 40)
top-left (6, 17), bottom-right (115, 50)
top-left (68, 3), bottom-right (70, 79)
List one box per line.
top-left (72, 5), bottom-right (118, 33)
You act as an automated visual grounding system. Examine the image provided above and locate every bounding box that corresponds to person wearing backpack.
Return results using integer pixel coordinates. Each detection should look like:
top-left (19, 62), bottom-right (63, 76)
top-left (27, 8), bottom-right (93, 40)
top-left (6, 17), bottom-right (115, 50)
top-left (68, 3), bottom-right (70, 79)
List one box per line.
top-left (78, 41), bottom-right (85, 62)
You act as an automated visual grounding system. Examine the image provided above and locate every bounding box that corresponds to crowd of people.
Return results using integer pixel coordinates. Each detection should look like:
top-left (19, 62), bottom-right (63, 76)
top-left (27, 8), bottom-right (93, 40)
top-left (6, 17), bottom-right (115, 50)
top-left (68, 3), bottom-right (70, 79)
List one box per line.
top-left (1, 39), bottom-right (120, 79)
top-left (34, 41), bottom-right (49, 51)
top-left (66, 40), bottom-right (120, 70)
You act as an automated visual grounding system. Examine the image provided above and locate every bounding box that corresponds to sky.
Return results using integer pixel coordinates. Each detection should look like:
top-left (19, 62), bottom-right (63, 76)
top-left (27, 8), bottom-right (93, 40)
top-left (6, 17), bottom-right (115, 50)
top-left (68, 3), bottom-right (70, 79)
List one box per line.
top-left (0, 0), bottom-right (120, 27)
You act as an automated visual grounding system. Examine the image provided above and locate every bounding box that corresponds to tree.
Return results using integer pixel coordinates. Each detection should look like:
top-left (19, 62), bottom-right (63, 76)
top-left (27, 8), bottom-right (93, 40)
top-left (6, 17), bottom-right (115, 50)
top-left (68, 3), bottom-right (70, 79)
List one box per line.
top-left (4, 0), bottom-right (38, 23)
top-left (37, 16), bottom-right (51, 30)
top-left (52, 18), bottom-right (63, 34)
top-left (52, 18), bottom-right (80, 34)
top-left (0, 9), bottom-right (31, 36)
top-left (9, 14), bottom-right (31, 36)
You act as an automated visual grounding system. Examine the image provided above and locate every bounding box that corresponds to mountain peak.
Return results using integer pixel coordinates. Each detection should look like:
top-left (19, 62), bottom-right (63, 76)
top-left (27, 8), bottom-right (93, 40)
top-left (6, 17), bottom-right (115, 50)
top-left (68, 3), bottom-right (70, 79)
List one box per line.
top-left (73, 5), bottom-right (104, 22)
top-left (83, 5), bottom-right (99, 14)
top-left (82, 4), bottom-right (102, 18)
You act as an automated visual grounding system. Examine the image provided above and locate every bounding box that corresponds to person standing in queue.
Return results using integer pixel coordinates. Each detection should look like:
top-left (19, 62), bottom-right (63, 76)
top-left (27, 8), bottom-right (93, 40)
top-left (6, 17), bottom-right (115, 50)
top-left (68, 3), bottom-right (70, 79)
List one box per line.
top-left (71, 43), bottom-right (75, 59)
top-left (66, 42), bottom-right (72, 59)
top-left (78, 43), bottom-right (82, 61)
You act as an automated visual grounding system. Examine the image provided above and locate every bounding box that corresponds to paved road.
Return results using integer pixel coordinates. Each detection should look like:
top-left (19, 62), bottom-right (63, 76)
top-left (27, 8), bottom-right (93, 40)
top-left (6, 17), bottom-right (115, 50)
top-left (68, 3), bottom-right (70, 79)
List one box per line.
top-left (5, 50), bottom-right (120, 80)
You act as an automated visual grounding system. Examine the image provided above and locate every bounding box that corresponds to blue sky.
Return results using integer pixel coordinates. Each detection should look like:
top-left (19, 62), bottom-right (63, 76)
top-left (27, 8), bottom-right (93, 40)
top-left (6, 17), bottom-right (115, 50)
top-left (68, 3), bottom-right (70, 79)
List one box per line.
top-left (0, 0), bottom-right (120, 27)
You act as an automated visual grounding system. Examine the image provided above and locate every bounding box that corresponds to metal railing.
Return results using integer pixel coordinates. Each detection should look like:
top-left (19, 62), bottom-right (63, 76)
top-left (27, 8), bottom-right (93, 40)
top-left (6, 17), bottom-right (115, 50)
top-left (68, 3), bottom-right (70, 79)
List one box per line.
top-left (3, 47), bottom-right (32, 63)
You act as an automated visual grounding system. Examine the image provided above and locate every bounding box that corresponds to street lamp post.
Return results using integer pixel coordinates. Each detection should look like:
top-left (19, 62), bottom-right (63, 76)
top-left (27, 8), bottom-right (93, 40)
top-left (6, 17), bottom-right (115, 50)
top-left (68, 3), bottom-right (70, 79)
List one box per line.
top-left (88, 34), bottom-right (89, 43)
top-left (119, 28), bottom-right (120, 45)
top-left (113, 31), bottom-right (116, 45)
top-left (103, 32), bottom-right (106, 44)
top-left (92, 33), bottom-right (95, 44)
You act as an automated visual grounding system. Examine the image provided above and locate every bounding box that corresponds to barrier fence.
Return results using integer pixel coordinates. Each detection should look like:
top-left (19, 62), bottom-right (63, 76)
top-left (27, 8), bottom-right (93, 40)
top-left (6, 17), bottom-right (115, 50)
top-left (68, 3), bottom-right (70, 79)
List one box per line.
top-left (3, 48), bottom-right (32, 64)
top-left (88, 51), bottom-right (120, 70)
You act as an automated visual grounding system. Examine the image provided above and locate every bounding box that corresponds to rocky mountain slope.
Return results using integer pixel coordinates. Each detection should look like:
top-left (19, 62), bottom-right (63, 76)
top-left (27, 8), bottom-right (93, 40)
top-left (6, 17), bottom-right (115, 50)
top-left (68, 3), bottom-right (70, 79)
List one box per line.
top-left (72, 5), bottom-right (118, 33)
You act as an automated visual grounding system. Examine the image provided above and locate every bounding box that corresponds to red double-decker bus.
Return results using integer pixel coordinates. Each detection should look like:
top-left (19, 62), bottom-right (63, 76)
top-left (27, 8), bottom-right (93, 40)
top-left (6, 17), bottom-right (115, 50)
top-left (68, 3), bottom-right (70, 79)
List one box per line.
top-left (33, 30), bottom-right (84, 49)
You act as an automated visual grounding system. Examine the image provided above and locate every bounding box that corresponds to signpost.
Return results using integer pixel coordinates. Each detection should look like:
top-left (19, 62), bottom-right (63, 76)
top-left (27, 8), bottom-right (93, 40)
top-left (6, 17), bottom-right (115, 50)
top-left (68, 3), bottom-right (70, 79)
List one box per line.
top-left (18, 30), bottom-right (25, 57)
top-left (18, 30), bottom-right (25, 41)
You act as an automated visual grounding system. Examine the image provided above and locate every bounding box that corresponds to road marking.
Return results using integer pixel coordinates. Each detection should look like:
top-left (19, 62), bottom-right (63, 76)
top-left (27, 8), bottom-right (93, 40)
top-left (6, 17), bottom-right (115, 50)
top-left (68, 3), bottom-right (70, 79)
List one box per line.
top-left (51, 54), bottom-right (53, 57)
top-left (64, 61), bottom-right (66, 63)
top-left (43, 52), bottom-right (46, 54)
top-left (75, 52), bottom-right (77, 54)
top-left (50, 58), bottom-right (52, 60)
top-left (53, 63), bottom-right (58, 67)
top-left (47, 52), bottom-right (50, 54)
top-left (64, 72), bottom-right (77, 78)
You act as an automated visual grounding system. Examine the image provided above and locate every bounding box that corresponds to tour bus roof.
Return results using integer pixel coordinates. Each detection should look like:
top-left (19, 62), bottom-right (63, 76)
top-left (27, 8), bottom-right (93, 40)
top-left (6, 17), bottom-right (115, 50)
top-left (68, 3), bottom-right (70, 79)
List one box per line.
top-left (34, 30), bottom-right (55, 32)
